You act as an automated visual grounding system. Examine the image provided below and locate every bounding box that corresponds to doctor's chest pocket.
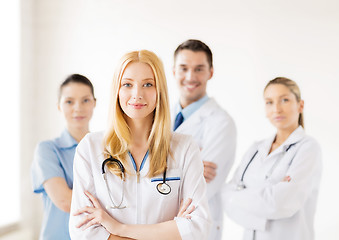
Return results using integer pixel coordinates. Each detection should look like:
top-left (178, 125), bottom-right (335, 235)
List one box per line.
top-left (149, 169), bottom-right (182, 202)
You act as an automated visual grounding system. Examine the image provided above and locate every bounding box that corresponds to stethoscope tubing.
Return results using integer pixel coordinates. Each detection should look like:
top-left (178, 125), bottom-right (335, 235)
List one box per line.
top-left (239, 142), bottom-right (298, 189)
top-left (101, 155), bottom-right (171, 210)
top-left (241, 150), bottom-right (258, 182)
top-left (102, 157), bottom-right (125, 174)
top-left (102, 156), bottom-right (126, 209)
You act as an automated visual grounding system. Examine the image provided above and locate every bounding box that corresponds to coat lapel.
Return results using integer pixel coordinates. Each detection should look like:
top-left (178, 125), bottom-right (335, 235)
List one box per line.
top-left (175, 98), bottom-right (216, 133)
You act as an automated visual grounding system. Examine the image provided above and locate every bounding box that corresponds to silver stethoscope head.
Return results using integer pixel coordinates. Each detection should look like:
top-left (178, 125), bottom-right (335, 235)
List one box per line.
top-left (236, 181), bottom-right (246, 191)
top-left (157, 183), bottom-right (171, 195)
top-left (156, 168), bottom-right (171, 195)
top-left (102, 157), bottom-right (127, 210)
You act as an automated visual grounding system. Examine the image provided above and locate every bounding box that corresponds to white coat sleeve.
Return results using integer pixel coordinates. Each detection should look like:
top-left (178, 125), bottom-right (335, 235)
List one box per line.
top-left (222, 144), bottom-right (267, 231)
top-left (174, 137), bottom-right (212, 240)
top-left (69, 136), bottom-right (110, 240)
top-left (223, 138), bottom-right (322, 222)
top-left (201, 114), bottom-right (236, 200)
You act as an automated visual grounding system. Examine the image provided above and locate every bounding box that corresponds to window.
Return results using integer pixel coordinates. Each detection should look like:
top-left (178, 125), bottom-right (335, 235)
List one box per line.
top-left (0, 0), bottom-right (20, 227)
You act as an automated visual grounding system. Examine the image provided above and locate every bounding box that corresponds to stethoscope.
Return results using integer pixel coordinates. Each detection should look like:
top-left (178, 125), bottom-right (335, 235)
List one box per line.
top-left (102, 157), bottom-right (126, 209)
top-left (102, 156), bottom-right (171, 209)
top-left (156, 168), bottom-right (171, 195)
top-left (236, 142), bottom-right (297, 191)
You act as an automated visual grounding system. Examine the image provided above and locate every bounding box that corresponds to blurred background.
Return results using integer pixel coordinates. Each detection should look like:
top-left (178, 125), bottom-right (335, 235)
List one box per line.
top-left (1, 0), bottom-right (338, 239)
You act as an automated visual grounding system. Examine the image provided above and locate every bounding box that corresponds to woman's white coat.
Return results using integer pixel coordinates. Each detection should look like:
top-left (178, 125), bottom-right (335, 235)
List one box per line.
top-left (223, 126), bottom-right (322, 240)
top-left (69, 132), bottom-right (211, 240)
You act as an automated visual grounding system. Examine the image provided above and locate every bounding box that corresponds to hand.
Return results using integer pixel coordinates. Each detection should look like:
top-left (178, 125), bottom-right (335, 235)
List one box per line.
top-left (282, 176), bottom-right (291, 182)
top-left (73, 191), bottom-right (121, 235)
top-left (203, 161), bottom-right (217, 183)
top-left (177, 198), bottom-right (195, 219)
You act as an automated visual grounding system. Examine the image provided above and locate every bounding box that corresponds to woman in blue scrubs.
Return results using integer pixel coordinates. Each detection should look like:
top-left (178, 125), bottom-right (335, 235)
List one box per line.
top-left (31, 74), bottom-right (96, 240)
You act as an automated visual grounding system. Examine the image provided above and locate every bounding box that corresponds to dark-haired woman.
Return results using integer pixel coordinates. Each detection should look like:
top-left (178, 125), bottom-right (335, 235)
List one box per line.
top-left (31, 74), bottom-right (96, 240)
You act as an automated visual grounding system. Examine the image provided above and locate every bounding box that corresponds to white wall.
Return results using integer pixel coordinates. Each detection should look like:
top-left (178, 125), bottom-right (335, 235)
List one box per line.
top-left (0, 0), bottom-right (20, 228)
top-left (15, 0), bottom-right (339, 239)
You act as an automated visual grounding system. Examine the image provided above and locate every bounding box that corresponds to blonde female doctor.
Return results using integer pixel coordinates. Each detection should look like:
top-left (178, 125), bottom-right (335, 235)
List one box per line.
top-left (69, 50), bottom-right (211, 240)
top-left (223, 77), bottom-right (322, 240)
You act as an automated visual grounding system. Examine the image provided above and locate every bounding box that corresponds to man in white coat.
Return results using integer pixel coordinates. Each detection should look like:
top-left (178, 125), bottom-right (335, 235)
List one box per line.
top-left (172, 39), bottom-right (237, 240)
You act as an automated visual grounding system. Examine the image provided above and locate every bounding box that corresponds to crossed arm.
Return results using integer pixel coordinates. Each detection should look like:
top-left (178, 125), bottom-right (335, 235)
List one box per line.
top-left (70, 134), bottom-right (210, 240)
top-left (223, 139), bottom-right (321, 226)
top-left (43, 177), bottom-right (72, 212)
top-left (73, 191), bottom-right (195, 240)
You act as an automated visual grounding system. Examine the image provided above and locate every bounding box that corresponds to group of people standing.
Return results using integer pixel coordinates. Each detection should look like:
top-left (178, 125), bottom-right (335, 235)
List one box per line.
top-left (31, 39), bottom-right (322, 240)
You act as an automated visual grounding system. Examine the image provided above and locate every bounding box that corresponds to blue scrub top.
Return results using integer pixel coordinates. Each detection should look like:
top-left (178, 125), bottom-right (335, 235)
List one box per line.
top-left (31, 129), bottom-right (78, 240)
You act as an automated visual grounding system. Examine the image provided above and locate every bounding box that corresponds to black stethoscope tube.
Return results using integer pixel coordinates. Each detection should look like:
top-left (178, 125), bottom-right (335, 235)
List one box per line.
top-left (238, 142), bottom-right (298, 190)
top-left (102, 157), bottom-right (125, 174)
top-left (241, 150), bottom-right (258, 182)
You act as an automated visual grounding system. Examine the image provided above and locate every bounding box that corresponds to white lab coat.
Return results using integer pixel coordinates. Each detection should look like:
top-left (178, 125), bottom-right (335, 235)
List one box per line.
top-left (172, 98), bottom-right (236, 240)
top-left (69, 131), bottom-right (211, 240)
top-left (223, 126), bottom-right (322, 240)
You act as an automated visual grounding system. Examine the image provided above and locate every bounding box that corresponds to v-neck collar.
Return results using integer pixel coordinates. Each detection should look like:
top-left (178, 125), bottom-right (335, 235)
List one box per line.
top-left (258, 126), bottom-right (305, 160)
top-left (128, 150), bottom-right (149, 172)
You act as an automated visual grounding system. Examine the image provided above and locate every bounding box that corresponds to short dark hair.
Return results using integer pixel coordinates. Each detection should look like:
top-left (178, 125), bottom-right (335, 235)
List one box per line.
top-left (59, 74), bottom-right (95, 101)
top-left (174, 39), bottom-right (213, 68)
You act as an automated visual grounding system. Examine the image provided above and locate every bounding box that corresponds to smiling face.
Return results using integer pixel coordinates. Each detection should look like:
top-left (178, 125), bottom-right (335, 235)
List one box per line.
top-left (173, 50), bottom-right (213, 108)
top-left (264, 83), bottom-right (304, 132)
top-left (58, 82), bottom-right (96, 131)
top-left (118, 61), bottom-right (157, 122)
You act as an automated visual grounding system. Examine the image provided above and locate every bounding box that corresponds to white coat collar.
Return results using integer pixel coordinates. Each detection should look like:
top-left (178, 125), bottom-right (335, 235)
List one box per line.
top-left (195, 98), bottom-right (218, 117)
top-left (258, 126), bottom-right (305, 158)
top-left (174, 98), bottom-right (218, 131)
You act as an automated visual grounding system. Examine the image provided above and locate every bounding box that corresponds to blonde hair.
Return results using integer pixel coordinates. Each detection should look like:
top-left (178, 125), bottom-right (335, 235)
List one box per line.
top-left (264, 77), bottom-right (304, 128)
top-left (104, 50), bottom-right (171, 178)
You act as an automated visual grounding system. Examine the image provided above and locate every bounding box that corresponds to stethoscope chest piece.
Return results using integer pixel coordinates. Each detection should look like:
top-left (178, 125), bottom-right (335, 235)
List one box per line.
top-left (157, 182), bottom-right (171, 195)
top-left (236, 181), bottom-right (246, 191)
